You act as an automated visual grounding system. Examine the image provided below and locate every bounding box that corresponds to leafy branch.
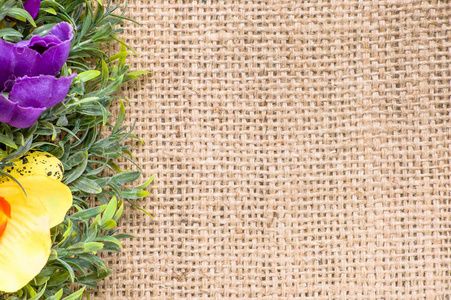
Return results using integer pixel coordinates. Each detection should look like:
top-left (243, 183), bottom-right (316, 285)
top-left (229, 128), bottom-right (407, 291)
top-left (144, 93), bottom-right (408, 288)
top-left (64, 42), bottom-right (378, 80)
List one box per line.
top-left (0, 0), bottom-right (150, 299)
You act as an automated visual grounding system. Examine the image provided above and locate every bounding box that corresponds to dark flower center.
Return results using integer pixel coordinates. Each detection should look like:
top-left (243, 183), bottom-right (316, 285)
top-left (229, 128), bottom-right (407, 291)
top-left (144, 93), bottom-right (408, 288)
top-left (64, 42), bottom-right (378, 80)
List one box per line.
top-left (30, 44), bottom-right (49, 54)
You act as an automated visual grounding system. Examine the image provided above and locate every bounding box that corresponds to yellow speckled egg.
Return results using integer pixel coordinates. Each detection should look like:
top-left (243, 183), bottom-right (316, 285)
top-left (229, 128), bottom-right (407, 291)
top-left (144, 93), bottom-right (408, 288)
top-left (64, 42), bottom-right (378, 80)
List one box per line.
top-left (0, 150), bottom-right (64, 183)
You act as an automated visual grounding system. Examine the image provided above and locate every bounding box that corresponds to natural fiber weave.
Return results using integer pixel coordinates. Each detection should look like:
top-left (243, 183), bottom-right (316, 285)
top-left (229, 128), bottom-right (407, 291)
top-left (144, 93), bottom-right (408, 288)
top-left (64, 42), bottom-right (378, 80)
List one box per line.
top-left (95, 0), bottom-right (451, 298)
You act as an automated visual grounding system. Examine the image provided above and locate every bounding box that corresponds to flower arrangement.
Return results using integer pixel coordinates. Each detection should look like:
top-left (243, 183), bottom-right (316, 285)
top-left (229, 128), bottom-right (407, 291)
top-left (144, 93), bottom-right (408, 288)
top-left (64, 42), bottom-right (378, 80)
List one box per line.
top-left (0, 0), bottom-right (150, 298)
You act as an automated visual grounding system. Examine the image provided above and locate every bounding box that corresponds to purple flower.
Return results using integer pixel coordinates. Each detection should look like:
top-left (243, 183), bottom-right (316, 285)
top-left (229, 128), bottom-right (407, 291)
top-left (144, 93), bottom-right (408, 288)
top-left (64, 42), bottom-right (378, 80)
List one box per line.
top-left (23, 0), bottom-right (41, 19)
top-left (0, 22), bottom-right (75, 128)
top-left (0, 74), bottom-right (76, 128)
top-left (0, 22), bottom-right (73, 93)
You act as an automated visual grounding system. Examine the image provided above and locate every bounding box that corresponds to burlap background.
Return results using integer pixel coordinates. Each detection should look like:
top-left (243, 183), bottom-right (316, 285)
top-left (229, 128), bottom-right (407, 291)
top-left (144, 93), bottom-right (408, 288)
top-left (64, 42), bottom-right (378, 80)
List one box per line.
top-left (94, 0), bottom-right (451, 298)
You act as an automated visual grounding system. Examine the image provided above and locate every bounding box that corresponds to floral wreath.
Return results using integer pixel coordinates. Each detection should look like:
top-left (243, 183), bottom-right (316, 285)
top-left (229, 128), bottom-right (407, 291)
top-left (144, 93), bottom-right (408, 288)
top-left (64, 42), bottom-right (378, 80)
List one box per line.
top-left (0, 0), bottom-right (150, 298)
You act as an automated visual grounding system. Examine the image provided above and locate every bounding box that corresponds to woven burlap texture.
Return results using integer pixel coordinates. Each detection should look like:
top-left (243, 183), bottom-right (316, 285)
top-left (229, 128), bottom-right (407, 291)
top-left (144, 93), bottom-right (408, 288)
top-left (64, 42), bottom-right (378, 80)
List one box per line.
top-left (94, 0), bottom-right (451, 299)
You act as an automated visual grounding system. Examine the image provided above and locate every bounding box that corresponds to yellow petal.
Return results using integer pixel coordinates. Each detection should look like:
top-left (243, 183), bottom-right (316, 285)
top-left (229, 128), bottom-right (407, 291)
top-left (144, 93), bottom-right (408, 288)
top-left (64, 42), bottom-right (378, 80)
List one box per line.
top-left (0, 186), bottom-right (51, 292)
top-left (3, 176), bottom-right (73, 227)
top-left (0, 196), bottom-right (10, 236)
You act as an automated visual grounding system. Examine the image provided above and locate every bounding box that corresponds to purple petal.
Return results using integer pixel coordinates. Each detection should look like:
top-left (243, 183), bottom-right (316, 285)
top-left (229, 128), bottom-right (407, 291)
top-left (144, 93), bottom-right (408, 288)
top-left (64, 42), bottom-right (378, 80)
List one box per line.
top-left (1, 45), bottom-right (40, 92)
top-left (27, 35), bottom-right (61, 52)
top-left (0, 22), bottom-right (74, 92)
top-left (0, 95), bottom-right (45, 128)
top-left (9, 74), bottom-right (76, 108)
top-left (32, 40), bottom-right (71, 75)
top-left (28, 22), bottom-right (73, 76)
top-left (23, 0), bottom-right (41, 19)
top-left (49, 22), bottom-right (74, 42)
top-left (0, 40), bottom-right (14, 92)
top-left (10, 46), bottom-right (39, 83)
top-left (0, 95), bottom-right (15, 122)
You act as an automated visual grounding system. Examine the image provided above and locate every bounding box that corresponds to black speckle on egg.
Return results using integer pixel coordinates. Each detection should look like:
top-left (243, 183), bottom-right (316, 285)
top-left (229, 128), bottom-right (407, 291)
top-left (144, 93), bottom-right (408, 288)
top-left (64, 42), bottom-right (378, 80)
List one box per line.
top-left (21, 157), bottom-right (28, 164)
top-left (45, 154), bottom-right (52, 158)
top-left (47, 172), bottom-right (52, 176)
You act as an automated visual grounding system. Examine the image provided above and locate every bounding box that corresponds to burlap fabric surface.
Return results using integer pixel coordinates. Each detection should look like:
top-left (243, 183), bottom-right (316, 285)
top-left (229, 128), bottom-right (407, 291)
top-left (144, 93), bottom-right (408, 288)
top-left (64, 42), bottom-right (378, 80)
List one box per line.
top-left (95, 0), bottom-right (451, 299)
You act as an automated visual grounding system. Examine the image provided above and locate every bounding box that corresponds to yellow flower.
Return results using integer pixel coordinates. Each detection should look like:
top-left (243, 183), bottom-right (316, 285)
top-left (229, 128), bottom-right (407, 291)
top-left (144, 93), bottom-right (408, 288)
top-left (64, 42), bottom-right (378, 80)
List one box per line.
top-left (0, 176), bottom-right (72, 292)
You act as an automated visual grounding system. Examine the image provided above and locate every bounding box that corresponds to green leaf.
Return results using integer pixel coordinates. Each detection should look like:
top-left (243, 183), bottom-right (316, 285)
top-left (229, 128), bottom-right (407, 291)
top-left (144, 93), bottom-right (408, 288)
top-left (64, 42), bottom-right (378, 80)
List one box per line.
top-left (125, 199), bottom-right (153, 219)
top-left (64, 150), bottom-right (89, 170)
top-left (42, 7), bottom-right (57, 15)
top-left (77, 269), bottom-right (112, 287)
top-left (47, 288), bottom-right (64, 300)
top-left (6, 8), bottom-right (36, 26)
top-left (112, 99), bottom-right (125, 133)
top-left (121, 188), bottom-right (149, 199)
top-left (0, 28), bottom-right (23, 38)
top-left (67, 242), bottom-right (104, 254)
top-left (100, 219), bottom-right (117, 230)
top-left (109, 51), bottom-right (130, 61)
top-left (28, 283), bottom-right (47, 300)
top-left (86, 74), bottom-right (124, 98)
top-left (46, 270), bottom-right (70, 287)
top-left (70, 205), bottom-right (107, 220)
top-left (72, 176), bottom-right (103, 194)
top-left (0, 133), bottom-right (17, 149)
top-left (61, 287), bottom-right (86, 300)
top-left (125, 70), bottom-right (150, 81)
top-left (100, 59), bottom-right (109, 89)
top-left (101, 196), bottom-right (117, 225)
top-left (76, 70), bottom-right (101, 82)
top-left (77, 3), bottom-right (92, 44)
top-left (63, 151), bottom-right (88, 184)
top-left (112, 201), bottom-right (124, 223)
top-left (25, 284), bottom-right (37, 297)
top-left (137, 175), bottom-right (155, 189)
top-left (56, 258), bottom-right (75, 283)
top-left (90, 137), bottom-right (121, 159)
top-left (95, 235), bottom-right (122, 249)
top-left (1, 137), bottom-right (32, 162)
top-left (112, 171), bottom-right (141, 186)
top-left (114, 233), bottom-right (136, 239)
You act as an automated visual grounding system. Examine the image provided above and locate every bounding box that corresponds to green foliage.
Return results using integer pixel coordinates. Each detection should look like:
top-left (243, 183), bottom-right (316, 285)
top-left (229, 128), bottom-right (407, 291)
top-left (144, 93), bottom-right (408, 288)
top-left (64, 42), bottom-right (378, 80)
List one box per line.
top-left (0, 0), bottom-right (150, 299)
top-left (0, 0), bottom-right (36, 30)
